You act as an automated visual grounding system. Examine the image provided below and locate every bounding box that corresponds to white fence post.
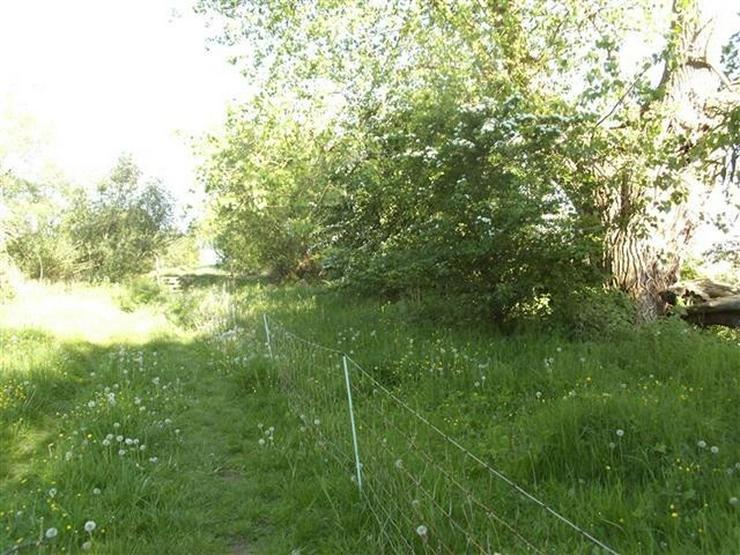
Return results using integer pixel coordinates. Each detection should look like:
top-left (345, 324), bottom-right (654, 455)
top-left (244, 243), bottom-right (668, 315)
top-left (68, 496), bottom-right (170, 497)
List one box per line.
top-left (342, 355), bottom-right (363, 493)
top-left (263, 314), bottom-right (273, 359)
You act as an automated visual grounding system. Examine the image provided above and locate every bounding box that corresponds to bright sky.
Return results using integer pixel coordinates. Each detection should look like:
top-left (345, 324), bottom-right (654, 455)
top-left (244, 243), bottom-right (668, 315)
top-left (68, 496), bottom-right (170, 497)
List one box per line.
top-left (0, 0), bottom-right (245, 211)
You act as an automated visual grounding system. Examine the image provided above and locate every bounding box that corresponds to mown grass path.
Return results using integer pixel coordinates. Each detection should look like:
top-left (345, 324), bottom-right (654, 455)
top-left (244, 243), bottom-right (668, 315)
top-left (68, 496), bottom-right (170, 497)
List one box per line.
top-left (0, 283), bottom-right (357, 554)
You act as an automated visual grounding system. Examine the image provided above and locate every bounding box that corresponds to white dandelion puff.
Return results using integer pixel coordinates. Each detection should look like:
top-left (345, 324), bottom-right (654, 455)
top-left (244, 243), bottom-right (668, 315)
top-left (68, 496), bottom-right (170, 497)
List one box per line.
top-left (84, 521), bottom-right (96, 533)
top-left (45, 527), bottom-right (58, 539)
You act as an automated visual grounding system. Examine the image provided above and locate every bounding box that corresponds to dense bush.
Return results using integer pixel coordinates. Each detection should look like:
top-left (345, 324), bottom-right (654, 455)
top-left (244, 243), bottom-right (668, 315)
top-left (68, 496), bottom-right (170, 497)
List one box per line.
top-left (548, 286), bottom-right (635, 339)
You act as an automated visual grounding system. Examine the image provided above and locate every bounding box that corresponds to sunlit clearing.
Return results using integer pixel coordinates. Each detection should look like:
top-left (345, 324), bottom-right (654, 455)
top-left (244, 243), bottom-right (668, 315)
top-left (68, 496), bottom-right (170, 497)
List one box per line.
top-left (0, 281), bottom-right (175, 344)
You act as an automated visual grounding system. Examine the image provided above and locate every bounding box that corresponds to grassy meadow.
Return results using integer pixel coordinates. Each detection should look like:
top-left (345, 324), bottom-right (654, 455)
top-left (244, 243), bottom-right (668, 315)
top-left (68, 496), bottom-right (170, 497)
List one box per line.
top-left (1, 277), bottom-right (739, 554)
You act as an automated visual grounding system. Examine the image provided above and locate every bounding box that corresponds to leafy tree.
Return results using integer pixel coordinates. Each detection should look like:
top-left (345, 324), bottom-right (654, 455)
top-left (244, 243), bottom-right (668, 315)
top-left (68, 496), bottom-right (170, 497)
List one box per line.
top-left (67, 155), bottom-right (176, 281)
top-left (0, 172), bottom-right (81, 281)
top-left (197, 0), bottom-right (739, 321)
top-left (201, 95), bottom-right (338, 279)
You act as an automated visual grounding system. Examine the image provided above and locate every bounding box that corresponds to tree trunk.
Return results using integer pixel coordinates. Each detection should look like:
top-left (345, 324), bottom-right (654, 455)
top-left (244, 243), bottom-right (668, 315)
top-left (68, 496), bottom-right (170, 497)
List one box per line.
top-left (605, 227), bottom-right (678, 320)
top-left (600, 0), bottom-right (730, 321)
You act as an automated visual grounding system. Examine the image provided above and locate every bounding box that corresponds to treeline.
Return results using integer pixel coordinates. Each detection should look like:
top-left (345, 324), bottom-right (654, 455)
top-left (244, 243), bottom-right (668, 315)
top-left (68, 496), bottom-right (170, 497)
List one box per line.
top-left (0, 154), bottom-right (184, 283)
top-left (197, 0), bottom-right (739, 327)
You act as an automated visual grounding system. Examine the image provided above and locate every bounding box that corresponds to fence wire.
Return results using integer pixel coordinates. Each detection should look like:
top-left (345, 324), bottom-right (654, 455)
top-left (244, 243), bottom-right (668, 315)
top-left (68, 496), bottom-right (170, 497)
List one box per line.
top-left (264, 315), bottom-right (618, 555)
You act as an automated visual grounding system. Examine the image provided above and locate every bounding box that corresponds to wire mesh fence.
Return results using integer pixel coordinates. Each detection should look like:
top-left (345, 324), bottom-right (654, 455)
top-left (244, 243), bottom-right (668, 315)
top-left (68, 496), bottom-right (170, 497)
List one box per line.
top-left (264, 315), bottom-right (618, 555)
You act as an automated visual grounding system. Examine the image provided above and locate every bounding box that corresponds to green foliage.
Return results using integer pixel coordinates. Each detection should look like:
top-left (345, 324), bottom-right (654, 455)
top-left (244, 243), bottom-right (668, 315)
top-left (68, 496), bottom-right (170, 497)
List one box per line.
top-left (721, 26), bottom-right (740, 81)
top-left (159, 234), bottom-right (201, 271)
top-left (197, 0), bottom-right (739, 325)
top-left (201, 102), bottom-right (335, 279)
top-left (323, 84), bottom-right (604, 317)
top-left (116, 276), bottom-right (169, 312)
top-left (1, 155), bottom-right (178, 284)
top-left (67, 155), bottom-right (176, 282)
top-left (548, 286), bottom-right (635, 339)
top-left (1, 175), bottom-right (81, 281)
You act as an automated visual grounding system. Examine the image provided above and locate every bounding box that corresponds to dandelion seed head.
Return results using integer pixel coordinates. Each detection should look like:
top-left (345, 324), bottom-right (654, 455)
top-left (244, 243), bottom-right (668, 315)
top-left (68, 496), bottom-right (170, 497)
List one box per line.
top-left (92, 488), bottom-right (101, 495)
top-left (415, 524), bottom-right (428, 537)
top-left (45, 527), bottom-right (58, 539)
top-left (697, 440), bottom-right (707, 449)
top-left (616, 429), bottom-right (624, 437)
top-left (711, 446), bottom-right (719, 454)
top-left (84, 520), bottom-right (96, 533)
top-left (82, 541), bottom-right (92, 550)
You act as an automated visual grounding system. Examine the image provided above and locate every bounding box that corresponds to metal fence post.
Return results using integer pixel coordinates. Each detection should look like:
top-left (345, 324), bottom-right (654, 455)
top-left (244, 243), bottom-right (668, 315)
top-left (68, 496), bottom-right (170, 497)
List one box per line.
top-left (263, 314), bottom-right (273, 359)
top-left (342, 355), bottom-right (363, 493)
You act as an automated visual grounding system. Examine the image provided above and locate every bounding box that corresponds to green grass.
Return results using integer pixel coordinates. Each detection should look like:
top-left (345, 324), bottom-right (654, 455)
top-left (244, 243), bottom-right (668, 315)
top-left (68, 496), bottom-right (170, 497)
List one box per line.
top-left (1, 279), bottom-right (739, 553)
top-left (0, 282), bottom-right (368, 554)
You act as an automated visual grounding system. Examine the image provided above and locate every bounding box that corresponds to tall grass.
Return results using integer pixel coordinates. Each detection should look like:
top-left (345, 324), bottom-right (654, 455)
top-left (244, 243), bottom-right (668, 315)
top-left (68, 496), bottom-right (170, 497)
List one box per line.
top-left (231, 283), bottom-right (740, 554)
top-left (1, 279), bottom-right (738, 553)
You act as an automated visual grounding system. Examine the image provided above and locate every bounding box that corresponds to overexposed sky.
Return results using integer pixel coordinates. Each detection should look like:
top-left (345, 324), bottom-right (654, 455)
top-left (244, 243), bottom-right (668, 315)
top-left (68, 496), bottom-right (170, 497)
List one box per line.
top-left (0, 0), bottom-right (245, 209)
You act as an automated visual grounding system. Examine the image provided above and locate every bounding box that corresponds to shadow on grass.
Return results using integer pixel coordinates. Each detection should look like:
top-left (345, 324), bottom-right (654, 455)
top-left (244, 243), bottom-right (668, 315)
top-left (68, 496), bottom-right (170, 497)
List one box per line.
top-left (160, 266), bottom-right (268, 291)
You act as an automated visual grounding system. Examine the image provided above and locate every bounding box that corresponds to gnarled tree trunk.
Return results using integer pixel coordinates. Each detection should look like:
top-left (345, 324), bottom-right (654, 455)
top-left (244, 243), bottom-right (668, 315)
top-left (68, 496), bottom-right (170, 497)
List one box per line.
top-left (600, 0), bottom-right (734, 321)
